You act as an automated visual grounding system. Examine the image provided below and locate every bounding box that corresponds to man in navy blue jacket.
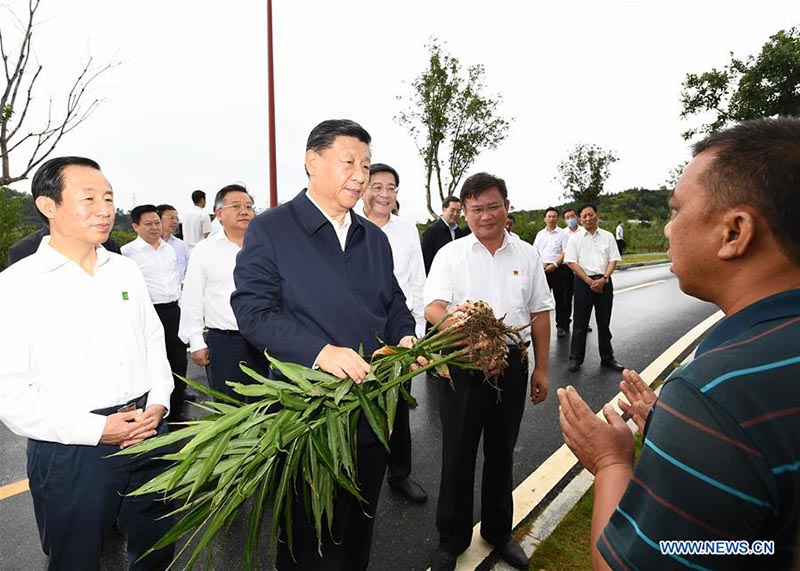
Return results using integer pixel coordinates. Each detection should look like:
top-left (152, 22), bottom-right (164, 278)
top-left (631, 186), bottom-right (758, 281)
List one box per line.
top-left (232, 119), bottom-right (417, 571)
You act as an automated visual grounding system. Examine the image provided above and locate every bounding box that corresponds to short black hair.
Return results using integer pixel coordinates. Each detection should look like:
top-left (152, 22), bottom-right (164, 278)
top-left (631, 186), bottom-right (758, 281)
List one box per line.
top-left (692, 117), bottom-right (800, 264)
top-left (156, 204), bottom-right (177, 217)
top-left (306, 119), bottom-right (371, 153)
top-left (191, 190), bottom-right (206, 205)
top-left (459, 172), bottom-right (508, 203)
top-left (369, 163), bottom-right (399, 186)
top-left (545, 207), bottom-right (560, 216)
top-left (214, 184), bottom-right (253, 210)
top-left (442, 196), bottom-right (461, 209)
top-left (563, 208), bottom-right (577, 217)
top-left (131, 204), bottom-right (159, 225)
top-left (579, 203), bottom-right (598, 216)
top-left (31, 156), bottom-right (101, 223)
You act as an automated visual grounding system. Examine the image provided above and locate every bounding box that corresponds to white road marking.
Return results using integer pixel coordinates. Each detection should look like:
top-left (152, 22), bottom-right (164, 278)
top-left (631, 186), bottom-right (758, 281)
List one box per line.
top-left (616, 279), bottom-right (666, 294)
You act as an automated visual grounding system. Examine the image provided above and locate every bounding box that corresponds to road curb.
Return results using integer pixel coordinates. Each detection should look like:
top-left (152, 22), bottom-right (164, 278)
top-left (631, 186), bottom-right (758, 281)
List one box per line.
top-left (617, 259), bottom-right (669, 271)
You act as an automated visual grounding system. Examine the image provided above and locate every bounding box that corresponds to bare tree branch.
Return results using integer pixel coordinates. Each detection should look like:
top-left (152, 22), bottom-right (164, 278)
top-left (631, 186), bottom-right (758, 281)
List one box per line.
top-left (1, 0), bottom-right (118, 187)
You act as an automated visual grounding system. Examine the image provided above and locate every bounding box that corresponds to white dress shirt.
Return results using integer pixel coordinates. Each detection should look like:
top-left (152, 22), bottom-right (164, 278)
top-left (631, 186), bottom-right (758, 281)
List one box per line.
top-left (178, 231), bottom-right (242, 352)
top-left (616, 223), bottom-right (624, 240)
top-left (363, 211), bottom-right (426, 337)
top-left (121, 237), bottom-right (181, 304)
top-left (424, 233), bottom-right (554, 342)
top-left (209, 217), bottom-right (223, 236)
top-left (0, 238), bottom-right (173, 445)
top-left (564, 227), bottom-right (622, 275)
top-left (533, 226), bottom-right (569, 265)
top-left (167, 234), bottom-right (189, 283)
top-left (182, 205), bottom-right (212, 250)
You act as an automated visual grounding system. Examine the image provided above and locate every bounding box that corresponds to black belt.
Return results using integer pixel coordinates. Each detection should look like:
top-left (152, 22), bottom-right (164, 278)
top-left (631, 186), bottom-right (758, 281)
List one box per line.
top-left (154, 301), bottom-right (179, 308)
top-left (588, 274), bottom-right (606, 279)
top-left (91, 393), bottom-right (149, 416)
top-left (207, 328), bottom-right (241, 336)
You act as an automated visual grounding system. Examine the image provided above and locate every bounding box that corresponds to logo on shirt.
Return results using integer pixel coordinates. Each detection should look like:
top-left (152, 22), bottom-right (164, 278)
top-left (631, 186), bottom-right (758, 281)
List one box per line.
top-left (122, 291), bottom-right (129, 301)
top-left (512, 270), bottom-right (519, 276)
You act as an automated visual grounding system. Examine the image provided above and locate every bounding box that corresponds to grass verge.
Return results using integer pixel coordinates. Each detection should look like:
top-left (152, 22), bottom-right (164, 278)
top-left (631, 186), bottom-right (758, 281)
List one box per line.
top-left (621, 252), bottom-right (669, 264)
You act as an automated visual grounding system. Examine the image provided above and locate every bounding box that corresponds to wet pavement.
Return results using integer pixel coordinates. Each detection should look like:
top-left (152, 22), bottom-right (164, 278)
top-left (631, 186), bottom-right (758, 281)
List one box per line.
top-left (0, 263), bottom-right (718, 570)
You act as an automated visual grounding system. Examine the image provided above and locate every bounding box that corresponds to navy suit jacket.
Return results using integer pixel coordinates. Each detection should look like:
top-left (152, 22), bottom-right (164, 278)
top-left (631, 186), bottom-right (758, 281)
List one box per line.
top-left (420, 217), bottom-right (469, 274)
top-left (231, 190), bottom-right (415, 370)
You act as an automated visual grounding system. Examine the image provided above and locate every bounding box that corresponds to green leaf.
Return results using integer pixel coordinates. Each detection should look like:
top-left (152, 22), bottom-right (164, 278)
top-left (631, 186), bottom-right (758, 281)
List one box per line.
top-left (332, 378), bottom-right (354, 405)
top-left (351, 383), bottom-right (389, 450)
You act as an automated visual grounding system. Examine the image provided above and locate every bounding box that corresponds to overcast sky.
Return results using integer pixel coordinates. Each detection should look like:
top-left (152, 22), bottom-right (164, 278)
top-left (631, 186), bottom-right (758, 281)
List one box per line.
top-left (4, 0), bottom-right (798, 224)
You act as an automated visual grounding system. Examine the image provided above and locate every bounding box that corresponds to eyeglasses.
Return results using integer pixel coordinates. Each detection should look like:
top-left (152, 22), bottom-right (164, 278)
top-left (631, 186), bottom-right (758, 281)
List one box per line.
top-left (466, 203), bottom-right (504, 216)
top-left (369, 183), bottom-right (398, 194)
top-left (220, 203), bottom-right (255, 212)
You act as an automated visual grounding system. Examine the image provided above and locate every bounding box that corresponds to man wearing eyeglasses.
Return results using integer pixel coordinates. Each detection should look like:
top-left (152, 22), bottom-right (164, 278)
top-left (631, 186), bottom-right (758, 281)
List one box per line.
top-left (122, 204), bottom-right (188, 421)
top-left (362, 163), bottom-right (428, 504)
top-left (421, 196), bottom-right (469, 274)
top-left (179, 184), bottom-right (267, 398)
top-left (425, 173), bottom-right (553, 571)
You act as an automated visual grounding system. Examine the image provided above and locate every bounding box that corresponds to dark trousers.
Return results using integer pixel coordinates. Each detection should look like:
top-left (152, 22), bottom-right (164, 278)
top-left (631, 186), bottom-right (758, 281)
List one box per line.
top-left (205, 329), bottom-right (269, 399)
top-left (387, 384), bottom-right (412, 484)
top-left (546, 265), bottom-right (572, 329)
top-left (275, 442), bottom-right (387, 571)
top-left (569, 276), bottom-right (615, 364)
top-left (27, 422), bottom-right (174, 570)
top-left (436, 348), bottom-right (527, 554)
top-left (154, 302), bottom-right (187, 418)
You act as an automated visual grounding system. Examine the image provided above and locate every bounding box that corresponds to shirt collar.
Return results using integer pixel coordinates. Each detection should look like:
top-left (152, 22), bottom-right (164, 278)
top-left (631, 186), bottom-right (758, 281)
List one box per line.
top-left (696, 288), bottom-right (800, 356)
top-left (34, 235), bottom-right (111, 273)
top-left (131, 235), bottom-right (167, 250)
top-left (295, 189), bottom-right (362, 235)
top-left (467, 230), bottom-right (510, 253)
top-left (440, 217), bottom-right (457, 231)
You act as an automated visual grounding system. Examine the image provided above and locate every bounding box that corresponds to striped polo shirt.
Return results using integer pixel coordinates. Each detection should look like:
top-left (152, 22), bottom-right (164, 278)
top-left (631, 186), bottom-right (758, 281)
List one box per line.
top-left (600, 288), bottom-right (800, 571)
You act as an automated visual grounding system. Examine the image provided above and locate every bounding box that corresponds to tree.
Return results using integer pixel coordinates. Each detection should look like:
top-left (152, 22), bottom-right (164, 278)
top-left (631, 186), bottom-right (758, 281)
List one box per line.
top-left (554, 143), bottom-right (618, 205)
top-left (0, 186), bottom-right (34, 268)
top-left (679, 27), bottom-right (800, 140)
top-left (396, 38), bottom-right (511, 219)
top-left (1, 0), bottom-right (118, 186)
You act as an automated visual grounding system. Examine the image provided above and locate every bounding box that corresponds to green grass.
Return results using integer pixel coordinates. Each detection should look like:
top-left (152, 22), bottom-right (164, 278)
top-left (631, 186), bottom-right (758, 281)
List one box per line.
top-left (621, 252), bottom-right (669, 264)
top-left (527, 487), bottom-right (594, 571)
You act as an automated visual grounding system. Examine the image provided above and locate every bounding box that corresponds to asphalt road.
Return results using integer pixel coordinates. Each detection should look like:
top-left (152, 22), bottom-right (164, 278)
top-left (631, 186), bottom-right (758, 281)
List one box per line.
top-left (0, 263), bottom-right (718, 570)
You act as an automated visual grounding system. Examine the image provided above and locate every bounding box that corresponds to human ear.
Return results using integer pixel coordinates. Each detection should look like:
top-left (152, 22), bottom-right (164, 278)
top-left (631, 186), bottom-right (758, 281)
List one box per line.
top-left (718, 208), bottom-right (756, 261)
top-left (34, 196), bottom-right (57, 220)
top-left (305, 150), bottom-right (319, 177)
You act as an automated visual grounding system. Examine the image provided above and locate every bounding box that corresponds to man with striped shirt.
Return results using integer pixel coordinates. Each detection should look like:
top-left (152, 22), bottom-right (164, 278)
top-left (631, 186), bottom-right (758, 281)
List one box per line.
top-left (558, 118), bottom-right (800, 570)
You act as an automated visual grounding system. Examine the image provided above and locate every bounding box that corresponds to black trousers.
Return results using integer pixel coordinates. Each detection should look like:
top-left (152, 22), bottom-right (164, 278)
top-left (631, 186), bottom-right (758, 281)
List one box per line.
top-left (387, 382), bottom-right (412, 484)
top-left (27, 422), bottom-right (174, 570)
top-left (546, 265), bottom-right (572, 329)
top-left (436, 348), bottom-right (527, 555)
top-left (569, 276), bottom-right (615, 364)
top-left (153, 302), bottom-right (187, 418)
top-left (275, 442), bottom-right (387, 571)
top-left (205, 328), bottom-right (269, 399)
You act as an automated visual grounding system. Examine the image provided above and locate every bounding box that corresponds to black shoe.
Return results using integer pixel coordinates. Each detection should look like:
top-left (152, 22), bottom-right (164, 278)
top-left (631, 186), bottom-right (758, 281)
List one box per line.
top-left (432, 548), bottom-right (458, 571)
top-left (390, 477), bottom-right (428, 503)
top-left (587, 325), bottom-right (593, 332)
top-left (568, 359), bottom-right (580, 372)
top-left (601, 358), bottom-right (625, 372)
top-left (557, 327), bottom-right (567, 338)
top-left (494, 539), bottom-right (528, 569)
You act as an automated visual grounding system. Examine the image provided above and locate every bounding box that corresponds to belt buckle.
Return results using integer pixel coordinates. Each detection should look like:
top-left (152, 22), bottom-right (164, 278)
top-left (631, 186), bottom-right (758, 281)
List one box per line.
top-left (117, 401), bottom-right (137, 413)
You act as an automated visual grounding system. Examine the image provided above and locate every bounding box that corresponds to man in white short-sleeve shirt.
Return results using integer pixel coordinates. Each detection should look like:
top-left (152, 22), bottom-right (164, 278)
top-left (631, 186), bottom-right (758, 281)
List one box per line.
top-left (533, 207), bottom-right (572, 338)
top-left (563, 203), bottom-right (624, 373)
top-left (182, 189), bottom-right (212, 251)
top-left (424, 172), bottom-right (553, 571)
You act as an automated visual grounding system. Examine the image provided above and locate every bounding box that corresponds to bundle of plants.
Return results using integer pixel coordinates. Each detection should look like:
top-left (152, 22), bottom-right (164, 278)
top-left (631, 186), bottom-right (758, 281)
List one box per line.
top-left (118, 300), bottom-right (528, 569)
